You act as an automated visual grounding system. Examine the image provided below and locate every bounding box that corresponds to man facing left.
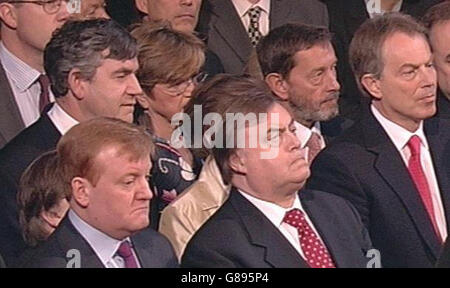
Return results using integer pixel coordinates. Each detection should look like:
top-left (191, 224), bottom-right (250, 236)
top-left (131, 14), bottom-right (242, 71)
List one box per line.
top-left (19, 118), bottom-right (177, 268)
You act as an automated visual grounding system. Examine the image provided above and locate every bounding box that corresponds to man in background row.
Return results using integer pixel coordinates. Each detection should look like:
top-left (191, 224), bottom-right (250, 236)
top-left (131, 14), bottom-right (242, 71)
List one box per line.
top-left (423, 1), bottom-right (450, 119)
top-left (0, 0), bottom-right (108, 148)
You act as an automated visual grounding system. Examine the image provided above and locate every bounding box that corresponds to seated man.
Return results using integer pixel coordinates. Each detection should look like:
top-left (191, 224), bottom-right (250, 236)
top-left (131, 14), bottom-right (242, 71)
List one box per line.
top-left (307, 13), bottom-right (450, 267)
top-left (0, 18), bottom-right (142, 265)
top-left (20, 118), bottom-right (177, 268)
top-left (257, 23), bottom-right (352, 163)
top-left (180, 75), bottom-right (373, 268)
top-left (18, 150), bottom-right (70, 247)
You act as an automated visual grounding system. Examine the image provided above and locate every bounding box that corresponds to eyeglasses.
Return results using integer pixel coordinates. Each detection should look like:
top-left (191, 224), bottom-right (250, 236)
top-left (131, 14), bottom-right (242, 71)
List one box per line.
top-left (8, 0), bottom-right (68, 14)
top-left (162, 72), bottom-right (208, 96)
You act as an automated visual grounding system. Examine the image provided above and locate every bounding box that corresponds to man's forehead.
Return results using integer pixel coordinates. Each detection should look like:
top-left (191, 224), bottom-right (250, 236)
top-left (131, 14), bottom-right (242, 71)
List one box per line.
top-left (292, 42), bottom-right (336, 68)
top-left (99, 57), bottom-right (139, 72)
top-left (382, 32), bottom-right (430, 64)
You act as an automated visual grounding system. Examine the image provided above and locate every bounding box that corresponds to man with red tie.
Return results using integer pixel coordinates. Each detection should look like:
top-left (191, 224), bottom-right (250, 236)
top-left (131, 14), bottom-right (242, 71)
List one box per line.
top-left (20, 118), bottom-right (177, 268)
top-left (180, 75), bottom-right (373, 268)
top-left (307, 13), bottom-right (450, 267)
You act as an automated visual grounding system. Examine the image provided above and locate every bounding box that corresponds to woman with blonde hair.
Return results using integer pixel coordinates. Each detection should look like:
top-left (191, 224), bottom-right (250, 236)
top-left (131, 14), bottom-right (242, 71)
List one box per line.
top-left (131, 21), bottom-right (206, 228)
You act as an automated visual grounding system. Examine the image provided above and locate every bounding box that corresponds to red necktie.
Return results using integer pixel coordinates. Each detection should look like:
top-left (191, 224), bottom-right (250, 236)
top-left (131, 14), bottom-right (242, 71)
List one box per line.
top-left (407, 135), bottom-right (442, 243)
top-left (117, 241), bottom-right (139, 268)
top-left (38, 74), bottom-right (50, 113)
top-left (306, 132), bottom-right (322, 163)
top-left (283, 209), bottom-right (336, 268)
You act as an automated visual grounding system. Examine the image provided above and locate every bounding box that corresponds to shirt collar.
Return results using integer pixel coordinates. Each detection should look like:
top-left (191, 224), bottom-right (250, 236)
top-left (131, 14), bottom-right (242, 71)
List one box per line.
top-left (371, 104), bottom-right (429, 151)
top-left (68, 210), bottom-right (132, 265)
top-left (0, 42), bottom-right (41, 92)
top-left (239, 189), bottom-right (304, 228)
top-left (47, 102), bottom-right (79, 135)
top-left (231, 0), bottom-right (271, 17)
top-left (294, 121), bottom-right (323, 149)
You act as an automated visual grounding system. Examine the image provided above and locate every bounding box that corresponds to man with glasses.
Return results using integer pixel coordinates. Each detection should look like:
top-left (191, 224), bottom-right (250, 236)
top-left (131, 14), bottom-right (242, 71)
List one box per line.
top-left (0, 18), bottom-right (142, 267)
top-left (0, 0), bottom-right (71, 148)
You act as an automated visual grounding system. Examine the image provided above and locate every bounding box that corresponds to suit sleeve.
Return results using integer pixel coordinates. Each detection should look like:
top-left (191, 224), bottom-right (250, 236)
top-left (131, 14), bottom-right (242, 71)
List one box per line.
top-left (307, 150), bottom-right (370, 228)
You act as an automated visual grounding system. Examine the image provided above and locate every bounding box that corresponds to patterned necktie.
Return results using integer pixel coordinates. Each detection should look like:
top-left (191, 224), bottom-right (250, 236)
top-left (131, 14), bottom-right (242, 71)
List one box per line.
top-left (117, 241), bottom-right (139, 268)
top-left (407, 135), bottom-right (442, 243)
top-left (283, 209), bottom-right (336, 268)
top-left (247, 6), bottom-right (262, 47)
top-left (37, 74), bottom-right (50, 113)
top-left (305, 132), bottom-right (322, 163)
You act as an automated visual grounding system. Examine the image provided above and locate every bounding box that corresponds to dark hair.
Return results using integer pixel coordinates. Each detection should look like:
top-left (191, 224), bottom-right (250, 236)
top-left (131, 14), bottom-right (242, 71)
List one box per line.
top-left (257, 23), bottom-right (332, 78)
top-left (349, 13), bottom-right (428, 98)
top-left (18, 150), bottom-right (70, 246)
top-left (184, 74), bottom-right (278, 184)
top-left (422, 2), bottom-right (450, 29)
top-left (44, 18), bottom-right (137, 98)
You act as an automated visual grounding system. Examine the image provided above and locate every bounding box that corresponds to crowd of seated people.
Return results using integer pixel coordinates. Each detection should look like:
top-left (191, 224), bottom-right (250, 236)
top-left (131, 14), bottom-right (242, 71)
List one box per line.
top-left (1, 0), bottom-right (450, 268)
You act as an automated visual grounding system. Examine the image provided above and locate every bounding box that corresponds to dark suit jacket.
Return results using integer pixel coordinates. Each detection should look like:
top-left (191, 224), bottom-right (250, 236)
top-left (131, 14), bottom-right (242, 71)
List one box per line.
top-left (197, 0), bottom-right (329, 74)
top-left (19, 217), bottom-right (178, 268)
top-left (437, 89), bottom-right (450, 119)
top-left (307, 108), bottom-right (450, 267)
top-left (181, 187), bottom-right (373, 268)
top-left (0, 61), bottom-right (25, 149)
top-left (324, 0), bottom-right (443, 120)
top-left (0, 113), bottom-right (61, 267)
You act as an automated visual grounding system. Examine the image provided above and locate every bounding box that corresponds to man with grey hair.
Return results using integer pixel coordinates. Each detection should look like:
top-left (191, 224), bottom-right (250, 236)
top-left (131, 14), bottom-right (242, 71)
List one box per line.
top-left (307, 13), bottom-right (450, 267)
top-left (0, 18), bottom-right (142, 266)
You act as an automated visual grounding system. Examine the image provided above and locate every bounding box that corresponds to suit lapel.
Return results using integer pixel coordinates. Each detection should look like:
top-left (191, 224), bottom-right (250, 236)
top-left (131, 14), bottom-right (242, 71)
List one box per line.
top-left (0, 62), bottom-right (24, 142)
top-left (57, 218), bottom-right (104, 268)
top-left (229, 188), bottom-right (309, 268)
top-left (132, 231), bottom-right (153, 268)
top-left (300, 191), bottom-right (352, 268)
top-left (210, 0), bottom-right (253, 64)
top-left (362, 112), bottom-right (442, 258)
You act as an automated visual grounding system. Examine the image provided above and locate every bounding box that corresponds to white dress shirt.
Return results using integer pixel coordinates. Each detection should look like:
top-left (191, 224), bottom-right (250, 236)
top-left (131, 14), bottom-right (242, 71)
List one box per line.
top-left (239, 190), bottom-right (326, 260)
top-left (365, 0), bottom-right (403, 18)
top-left (68, 210), bottom-right (141, 268)
top-left (371, 105), bottom-right (447, 241)
top-left (231, 0), bottom-right (270, 36)
top-left (0, 42), bottom-right (55, 127)
top-left (47, 102), bottom-right (79, 135)
top-left (294, 121), bottom-right (326, 150)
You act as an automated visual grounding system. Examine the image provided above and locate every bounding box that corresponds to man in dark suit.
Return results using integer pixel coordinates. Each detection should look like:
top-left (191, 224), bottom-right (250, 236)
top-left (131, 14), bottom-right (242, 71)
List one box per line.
top-left (323, 0), bottom-right (442, 120)
top-left (423, 2), bottom-right (450, 119)
top-left (257, 23), bottom-right (352, 163)
top-left (307, 14), bottom-right (450, 267)
top-left (181, 75), bottom-right (373, 268)
top-left (20, 118), bottom-right (177, 268)
top-left (197, 0), bottom-right (329, 74)
top-left (0, 0), bottom-right (72, 147)
top-left (0, 18), bottom-right (143, 266)
top-left (134, 0), bottom-right (224, 77)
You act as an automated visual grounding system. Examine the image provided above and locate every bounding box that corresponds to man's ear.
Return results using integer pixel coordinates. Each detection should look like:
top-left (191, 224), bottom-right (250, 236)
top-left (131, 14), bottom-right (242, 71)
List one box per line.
top-left (40, 210), bottom-right (61, 228)
top-left (0, 3), bottom-right (18, 29)
top-left (228, 150), bottom-right (247, 175)
top-left (265, 73), bottom-right (290, 101)
top-left (135, 0), bottom-right (149, 15)
top-left (67, 68), bottom-right (88, 100)
top-left (71, 177), bottom-right (91, 208)
top-left (361, 74), bottom-right (382, 100)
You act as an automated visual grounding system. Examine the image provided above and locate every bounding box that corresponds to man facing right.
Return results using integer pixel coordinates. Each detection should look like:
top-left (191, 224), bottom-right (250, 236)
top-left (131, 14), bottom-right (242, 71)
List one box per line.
top-left (307, 13), bottom-right (450, 267)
